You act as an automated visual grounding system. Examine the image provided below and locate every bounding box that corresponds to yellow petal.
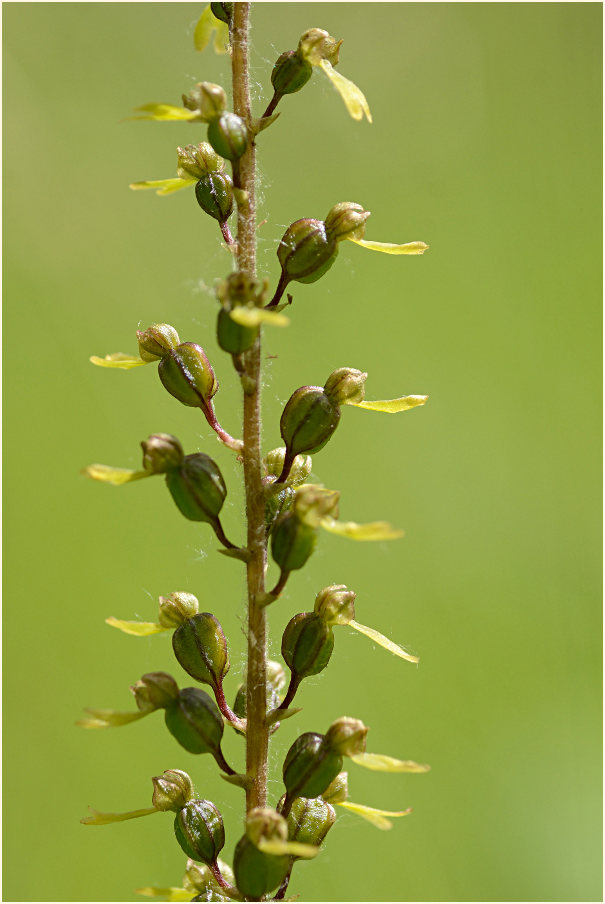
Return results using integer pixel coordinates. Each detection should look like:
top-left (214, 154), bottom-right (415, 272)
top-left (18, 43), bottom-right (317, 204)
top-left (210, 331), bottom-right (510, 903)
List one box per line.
top-left (258, 839), bottom-right (319, 859)
top-left (129, 104), bottom-right (200, 122)
top-left (318, 60), bottom-right (372, 122)
top-left (77, 708), bottom-right (149, 728)
top-left (81, 806), bottom-right (158, 825)
top-left (129, 178), bottom-right (196, 196)
top-left (82, 465), bottom-right (150, 486)
top-left (348, 620), bottom-right (419, 664)
top-left (105, 617), bottom-right (169, 637)
top-left (194, 5), bottom-right (229, 55)
top-left (321, 517), bottom-right (404, 541)
top-left (89, 353), bottom-right (148, 369)
top-left (337, 800), bottom-right (412, 830)
top-left (351, 395), bottom-right (428, 413)
top-left (135, 889), bottom-right (191, 903)
top-left (229, 307), bottom-right (290, 328)
top-left (348, 238), bottom-right (429, 254)
top-left (350, 753), bottom-right (431, 773)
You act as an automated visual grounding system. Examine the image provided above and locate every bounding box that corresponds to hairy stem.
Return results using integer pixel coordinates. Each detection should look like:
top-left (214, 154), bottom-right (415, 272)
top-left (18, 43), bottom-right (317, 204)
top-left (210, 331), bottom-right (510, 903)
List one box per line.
top-left (232, 2), bottom-right (269, 814)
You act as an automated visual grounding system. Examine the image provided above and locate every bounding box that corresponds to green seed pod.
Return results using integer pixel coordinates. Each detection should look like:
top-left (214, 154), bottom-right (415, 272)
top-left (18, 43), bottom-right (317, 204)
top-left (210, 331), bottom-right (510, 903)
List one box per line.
top-left (264, 447), bottom-right (312, 486)
top-left (131, 671), bottom-right (179, 712)
top-left (314, 584), bottom-right (356, 626)
top-left (325, 717), bottom-right (368, 757)
top-left (325, 202), bottom-right (371, 242)
top-left (324, 366), bottom-right (368, 407)
top-left (136, 323), bottom-right (181, 362)
top-left (158, 342), bottom-right (218, 410)
top-left (141, 433), bottom-right (184, 474)
top-left (165, 453), bottom-right (226, 525)
top-left (172, 612), bottom-right (229, 692)
top-left (280, 385), bottom-right (341, 459)
top-left (158, 591), bottom-right (200, 629)
top-left (152, 769), bottom-right (194, 812)
top-left (282, 732), bottom-right (343, 803)
top-left (195, 173), bottom-right (234, 223)
top-left (164, 687), bottom-right (224, 756)
top-left (216, 306), bottom-right (258, 355)
top-left (277, 218), bottom-right (337, 284)
top-left (210, 2), bottom-right (232, 24)
top-left (321, 771), bottom-right (349, 804)
top-left (207, 113), bottom-right (248, 161)
top-left (271, 511), bottom-right (317, 573)
top-left (282, 612), bottom-right (334, 680)
top-left (271, 50), bottom-right (312, 96)
top-left (233, 809), bottom-right (290, 899)
top-left (177, 142), bottom-right (224, 180)
top-left (286, 796), bottom-right (336, 851)
top-left (174, 799), bottom-right (225, 864)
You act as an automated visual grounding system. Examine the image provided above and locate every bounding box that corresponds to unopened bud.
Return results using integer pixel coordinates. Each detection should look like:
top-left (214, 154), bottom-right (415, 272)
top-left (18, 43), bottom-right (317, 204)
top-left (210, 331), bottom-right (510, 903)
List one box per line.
top-left (271, 510), bottom-right (317, 573)
top-left (164, 687), bottom-right (224, 756)
top-left (177, 143), bottom-right (224, 180)
top-left (280, 386), bottom-right (340, 459)
top-left (141, 433), bottom-right (184, 474)
top-left (325, 717), bottom-right (368, 757)
top-left (277, 218), bottom-right (337, 284)
top-left (152, 769), bottom-right (194, 812)
top-left (158, 592), bottom-right (200, 629)
top-left (324, 367), bottom-right (368, 406)
top-left (131, 672), bottom-right (179, 712)
top-left (314, 584), bottom-right (356, 626)
top-left (325, 202), bottom-right (371, 242)
top-left (271, 50), bottom-right (312, 96)
top-left (282, 613), bottom-right (334, 680)
top-left (158, 342), bottom-right (218, 410)
top-left (137, 323), bottom-right (180, 362)
top-left (282, 732), bottom-right (343, 803)
top-left (216, 307), bottom-right (258, 355)
top-left (286, 797), bottom-right (336, 850)
top-left (165, 453), bottom-right (227, 526)
top-left (321, 771), bottom-right (349, 804)
top-left (195, 173), bottom-right (233, 223)
top-left (172, 613), bottom-right (229, 692)
top-left (264, 447), bottom-right (312, 486)
top-left (174, 799), bottom-right (225, 864)
top-left (207, 113), bottom-right (248, 161)
top-left (293, 485), bottom-right (340, 527)
top-left (182, 83), bottom-right (227, 121)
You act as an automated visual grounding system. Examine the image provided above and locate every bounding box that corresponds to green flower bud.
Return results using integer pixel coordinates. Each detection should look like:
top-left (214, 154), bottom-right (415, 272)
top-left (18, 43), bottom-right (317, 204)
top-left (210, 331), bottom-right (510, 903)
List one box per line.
top-left (136, 323), bottom-right (180, 362)
top-left (264, 447), bottom-right (312, 486)
top-left (270, 510), bottom-right (317, 573)
top-left (314, 584), bottom-right (356, 626)
top-left (184, 858), bottom-right (234, 896)
top-left (141, 433), bottom-right (184, 474)
top-left (271, 50), bottom-right (312, 96)
top-left (165, 453), bottom-right (226, 525)
top-left (323, 367), bottom-right (368, 406)
top-left (233, 810), bottom-right (290, 899)
top-left (216, 306), bottom-right (258, 355)
top-left (207, 113), bottom-right (248, 161)
top-left (282, 732), bottom-right (343, 804)
top-left (321, 771), bottom-right (349, 804)
top-left (282, 613), bottom-right (334, 680)
top-left (151, 769), bottom-right (194, 812)
top-left (172, 612), bottom-right (229, 692)
top-left (177, 143), bottom-right (224, 180)
top-left (158, 342), bottom-right (218, 410)
top-left (325, 717), bottom-right (368, 757)
top-left (286, 797), bottom-right (336, 851)
top-left (195, 173), bottom-right (234, 223)
top-left (277, 218), bottom-right (337, 284)
top-left (210, 2), bottom-right (232, 25)
top-left (131, 672), bottom-right (179, 712)
top-left (280, 386), bottom-right (341, 460)
top-left (174, 799), bottom-right (225, 864)
top-left (324, 202), bottom-right (371, 242)
top-left (158, 591), bottom-right (200, 629)
top-left (200, 83), bottom-right (228, 120)
top-left (164, 687), bottom-right (224, 756)
top-left (293, 485), bottom-right (340, 528)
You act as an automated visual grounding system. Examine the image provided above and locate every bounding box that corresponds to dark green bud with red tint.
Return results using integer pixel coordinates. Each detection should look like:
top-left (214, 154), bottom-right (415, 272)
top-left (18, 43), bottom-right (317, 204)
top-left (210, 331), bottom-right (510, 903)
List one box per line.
top-left (271, 50), bottom-right (312, 97)
top-left (165, 453), bottom-right (226, 526)
top-left (136, 323), bottom-right (180, 362)
top-left (164, 687), bottom-right (224, 757)
top-left (282, 612), bottom-right (334, 681)
top-left (172, 612), bottom-right (229, 693)
top-left (174, 799), bottom-right (225, 864)
top-left (141, 433), bottom-right (184, 474)
top-left (158, 342), bottom-right (218, 410)
top-left (280, 385), bottom-right (341, 463)
top-left (270, 510), bottom-right (317, 574)
top-left (282, 732), bottom-right (343, 808)
top-left (207, 113), bottom-right (248, 161)
top-left (195, 173), bottom-right (233, 223)
top-left (277, 219), bottom-right (337, 285)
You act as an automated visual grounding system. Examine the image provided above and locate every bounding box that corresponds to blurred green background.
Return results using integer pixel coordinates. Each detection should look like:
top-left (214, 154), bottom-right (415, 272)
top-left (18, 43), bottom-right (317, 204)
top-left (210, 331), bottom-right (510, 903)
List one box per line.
top-left (3, 3), bottom-right (602, 902)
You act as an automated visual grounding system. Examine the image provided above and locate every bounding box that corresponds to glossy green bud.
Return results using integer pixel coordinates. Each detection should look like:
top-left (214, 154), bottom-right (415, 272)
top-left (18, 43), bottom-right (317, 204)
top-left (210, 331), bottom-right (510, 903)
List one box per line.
top-left (177, 143), bottom-right (224, 180)
top-left (286, 796), bottom-right (336, 851)
top-left (282, 613), bottom-right (334, 679)
top-left (207, 113), bottom-right (248, 161)
top-left (283, 732), bottom-right (343, 802)
top-left (271, 510), bottom-right (317, 573)
top-left (164, 687), bottom-right (224, 755)
top-left (325, 717), bottom-right (368, 757)
top-left (131, 671), bottom-right (179, 712)
top-left (271, 50), bottom-right (312, 96)
top-left (151, 769), bottom-right (194, 812)
top-left (314, 584), bottom-right (356, 626)
top-left (280, 385), bottom-right (340, 459)
top-left (210, 2), bottom-right (232, 24)
top-left (158, 342), bottom-right (218, 410)
top-left (233, 809), bottom-right (290, 899)
top-left (324, 367), bottom-right (368, 407)
top-left (293, 485), bottom-right (340, 528)
top-left (165, 454), bottom-right (226, 525)
top-left (195, 173), bottom-right (234, 223)
top-left (325, 202), bottom-right (371, 242)
top-left (172, 612), bottom-right (229, 692)
top-left (190, 893), bottom-right (228, 903)
top-left (216, 306), bottom-right (258, 355)
top-left (141, 433), bottom-right (184, 474)
top-left (136, 323), bottom-right (180, 362)
top-left (264, 447), bottom-right (312, 486)
top-left (158, 591), bottom-right (200, 629)
top-left (321, 771), bottom-right (349, 804)
top-left (277, 218), bottom-right (337, 284)
top-left (174, 799), bottom-right (225, 864)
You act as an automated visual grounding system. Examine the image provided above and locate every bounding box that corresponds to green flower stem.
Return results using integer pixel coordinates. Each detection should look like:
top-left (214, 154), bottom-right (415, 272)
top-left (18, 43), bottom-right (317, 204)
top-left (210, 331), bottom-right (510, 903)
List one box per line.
top-left (210, 861), bottom-right (244, 901)
top-left (262, 93), bottom-right (281, 119)
top-left (215, 682), bottom-right (247, 733)
top-left (232, 1), bottom-right (270, 815)
top-left (272, 868), bottom-right (293, 901)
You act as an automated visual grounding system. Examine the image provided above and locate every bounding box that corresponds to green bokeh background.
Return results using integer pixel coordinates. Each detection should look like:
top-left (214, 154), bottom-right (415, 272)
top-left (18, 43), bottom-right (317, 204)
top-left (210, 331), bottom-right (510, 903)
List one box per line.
top-left (3, 3), bottom-right (602, 902)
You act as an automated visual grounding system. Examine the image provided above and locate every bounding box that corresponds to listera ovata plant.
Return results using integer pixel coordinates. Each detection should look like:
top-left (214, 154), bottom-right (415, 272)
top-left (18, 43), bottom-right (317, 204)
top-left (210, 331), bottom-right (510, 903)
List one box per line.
top-left (80, 5), bottom-right (430, 901)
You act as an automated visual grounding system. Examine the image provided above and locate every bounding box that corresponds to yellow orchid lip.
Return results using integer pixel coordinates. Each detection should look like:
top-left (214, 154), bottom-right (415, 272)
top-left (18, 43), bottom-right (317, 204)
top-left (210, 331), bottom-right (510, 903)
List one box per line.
top-left (81, 806), bottom-right (159, 826)
top-left (105, 617), bottom-right (169, 637)
top-left (351, 752), bottom-right (431, 773)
